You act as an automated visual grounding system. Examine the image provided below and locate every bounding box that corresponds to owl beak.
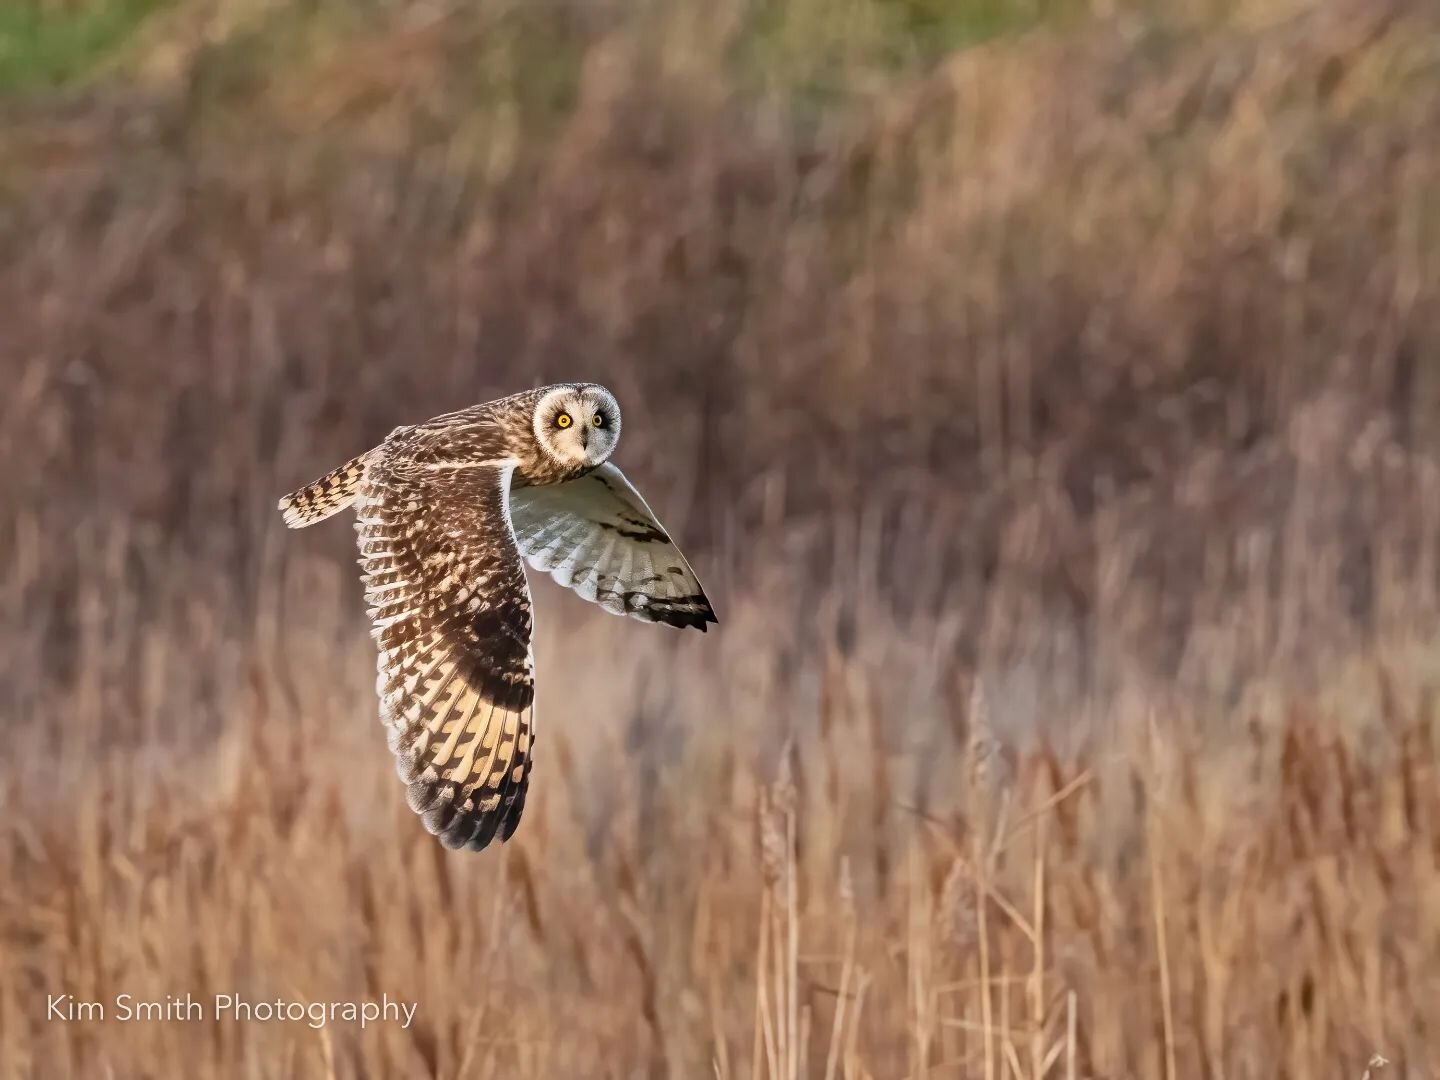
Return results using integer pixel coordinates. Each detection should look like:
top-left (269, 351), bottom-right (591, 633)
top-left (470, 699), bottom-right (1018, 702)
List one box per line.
top-left (580, 426), bottom-right (590, 451)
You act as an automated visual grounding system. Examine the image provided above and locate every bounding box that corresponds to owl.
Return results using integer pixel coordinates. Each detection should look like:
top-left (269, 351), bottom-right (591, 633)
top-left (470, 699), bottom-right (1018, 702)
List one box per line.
top-left (278, 384), bottom-right (715, 851)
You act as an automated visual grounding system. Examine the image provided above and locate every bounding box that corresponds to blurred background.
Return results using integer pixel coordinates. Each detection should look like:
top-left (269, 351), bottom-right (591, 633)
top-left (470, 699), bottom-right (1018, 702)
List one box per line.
top-left (2, 0), bottom-right (1439, 1076)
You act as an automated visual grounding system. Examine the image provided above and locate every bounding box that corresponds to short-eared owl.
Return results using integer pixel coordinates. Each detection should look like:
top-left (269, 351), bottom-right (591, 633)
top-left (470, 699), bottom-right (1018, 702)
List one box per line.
top-left (278, 384), bottom-right (715, 851)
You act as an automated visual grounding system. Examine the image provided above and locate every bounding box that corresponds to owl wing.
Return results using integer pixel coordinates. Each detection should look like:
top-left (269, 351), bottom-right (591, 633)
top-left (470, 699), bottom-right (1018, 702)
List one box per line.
top-left (356, 455), bottom-right (535, 851)
top-left (508, 462), bottom-right (716, 630)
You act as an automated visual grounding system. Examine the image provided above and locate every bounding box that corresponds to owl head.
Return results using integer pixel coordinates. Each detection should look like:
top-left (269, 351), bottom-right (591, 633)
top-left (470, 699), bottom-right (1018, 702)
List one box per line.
top-left (532, 384), bottom-right (622, 468)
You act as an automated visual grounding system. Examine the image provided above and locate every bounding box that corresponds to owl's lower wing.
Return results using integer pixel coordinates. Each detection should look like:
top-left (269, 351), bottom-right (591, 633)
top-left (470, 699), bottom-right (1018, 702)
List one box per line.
top-left (509, 462), bottom-right (716, 630)
top-left (356, 457), bottom-right (535, 851)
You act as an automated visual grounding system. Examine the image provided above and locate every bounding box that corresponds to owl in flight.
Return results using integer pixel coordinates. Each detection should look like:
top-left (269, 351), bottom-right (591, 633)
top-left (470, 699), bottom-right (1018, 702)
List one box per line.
top-left (278, 384), bottom-right (715, 851)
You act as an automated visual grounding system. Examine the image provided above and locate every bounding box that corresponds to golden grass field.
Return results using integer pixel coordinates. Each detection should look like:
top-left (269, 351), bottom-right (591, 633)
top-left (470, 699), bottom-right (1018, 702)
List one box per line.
top-left (2, 0), bottom-right (1440, 1076)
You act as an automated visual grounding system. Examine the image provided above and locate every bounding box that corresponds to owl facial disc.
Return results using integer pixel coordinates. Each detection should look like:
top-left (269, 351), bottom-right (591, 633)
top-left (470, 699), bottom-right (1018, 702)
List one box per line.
top-left (533, 385), bottom-right (621, 468)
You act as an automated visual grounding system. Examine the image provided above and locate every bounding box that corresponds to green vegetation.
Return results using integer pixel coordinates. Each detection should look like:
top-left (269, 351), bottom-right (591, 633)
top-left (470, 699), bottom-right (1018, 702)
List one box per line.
top-left (732, 0), bottom-right (1092, 112)
top-left (874, 0), bottom-right (1092, 52)
top-left (0, 0), bottom-right (173, 95)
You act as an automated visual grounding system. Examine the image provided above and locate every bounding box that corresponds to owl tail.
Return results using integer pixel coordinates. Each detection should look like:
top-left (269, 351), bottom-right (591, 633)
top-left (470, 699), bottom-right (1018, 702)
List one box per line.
top-left (278, 453), bottom-right (368, 528)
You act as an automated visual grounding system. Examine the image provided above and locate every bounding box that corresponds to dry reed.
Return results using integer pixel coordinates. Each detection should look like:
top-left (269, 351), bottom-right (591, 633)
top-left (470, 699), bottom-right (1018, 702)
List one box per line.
top-left (3, 0), bottom-right (1440, 1076)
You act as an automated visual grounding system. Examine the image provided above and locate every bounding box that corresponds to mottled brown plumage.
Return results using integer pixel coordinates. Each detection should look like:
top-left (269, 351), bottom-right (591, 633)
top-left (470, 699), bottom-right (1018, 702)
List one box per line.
top-left (279, 383), bottom-right (715, 850)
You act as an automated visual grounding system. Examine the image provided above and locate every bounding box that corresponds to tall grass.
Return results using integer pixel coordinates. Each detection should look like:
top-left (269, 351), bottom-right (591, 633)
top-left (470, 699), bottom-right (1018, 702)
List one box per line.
top-left (3, 0), bottom-right (1440, 1075)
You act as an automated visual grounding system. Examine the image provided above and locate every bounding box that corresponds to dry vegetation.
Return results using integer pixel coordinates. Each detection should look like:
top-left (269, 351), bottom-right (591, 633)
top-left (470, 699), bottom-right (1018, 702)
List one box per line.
top-left (3, 0), bottom-right (1440, 1076)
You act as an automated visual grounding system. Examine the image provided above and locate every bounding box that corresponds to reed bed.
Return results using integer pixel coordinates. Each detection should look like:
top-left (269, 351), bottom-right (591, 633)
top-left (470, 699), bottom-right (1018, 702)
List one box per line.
top-left (3, 0), bottom-right (1440, 1075)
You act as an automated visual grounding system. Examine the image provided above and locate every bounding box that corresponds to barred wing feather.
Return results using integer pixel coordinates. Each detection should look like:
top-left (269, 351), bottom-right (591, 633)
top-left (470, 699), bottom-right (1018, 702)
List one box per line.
top-left (355, 457), bottom-right (535, 851)
top-left (509, 462), bottom-right (716, 630)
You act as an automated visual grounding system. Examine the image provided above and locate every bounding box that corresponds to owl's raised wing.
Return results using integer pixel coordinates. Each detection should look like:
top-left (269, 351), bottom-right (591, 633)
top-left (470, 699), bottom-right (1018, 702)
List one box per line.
top-left (509, 462), bottom-right (716, 630)
top-left (356, 456), bottom-right (534, 851)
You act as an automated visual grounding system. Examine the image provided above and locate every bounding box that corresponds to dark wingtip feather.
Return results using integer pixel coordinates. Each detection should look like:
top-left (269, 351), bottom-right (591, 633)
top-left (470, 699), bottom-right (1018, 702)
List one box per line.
top-left (693, 598), bottom-right (719, 631)
top-left (649, 592), bottom-right (718, 631)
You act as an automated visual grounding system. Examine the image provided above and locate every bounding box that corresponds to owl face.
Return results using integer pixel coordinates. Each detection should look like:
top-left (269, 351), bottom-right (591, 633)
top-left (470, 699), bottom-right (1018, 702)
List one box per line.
top-left (533, 384), bottom-right (622, 468)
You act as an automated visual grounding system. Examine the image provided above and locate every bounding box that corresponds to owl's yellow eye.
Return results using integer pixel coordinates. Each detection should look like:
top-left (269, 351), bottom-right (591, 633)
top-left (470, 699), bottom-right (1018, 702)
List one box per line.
top-left (591, 413), bottom-right (605, 427)
top-left (556, 413), bottom-right (572, 429)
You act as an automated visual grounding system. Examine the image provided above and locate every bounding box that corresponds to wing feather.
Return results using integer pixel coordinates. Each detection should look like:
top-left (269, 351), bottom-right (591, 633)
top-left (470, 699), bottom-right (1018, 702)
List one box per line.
top-left (509, 462), bottom-right (717, 630)
top-left (357, 456), bottom-right (536, 851)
